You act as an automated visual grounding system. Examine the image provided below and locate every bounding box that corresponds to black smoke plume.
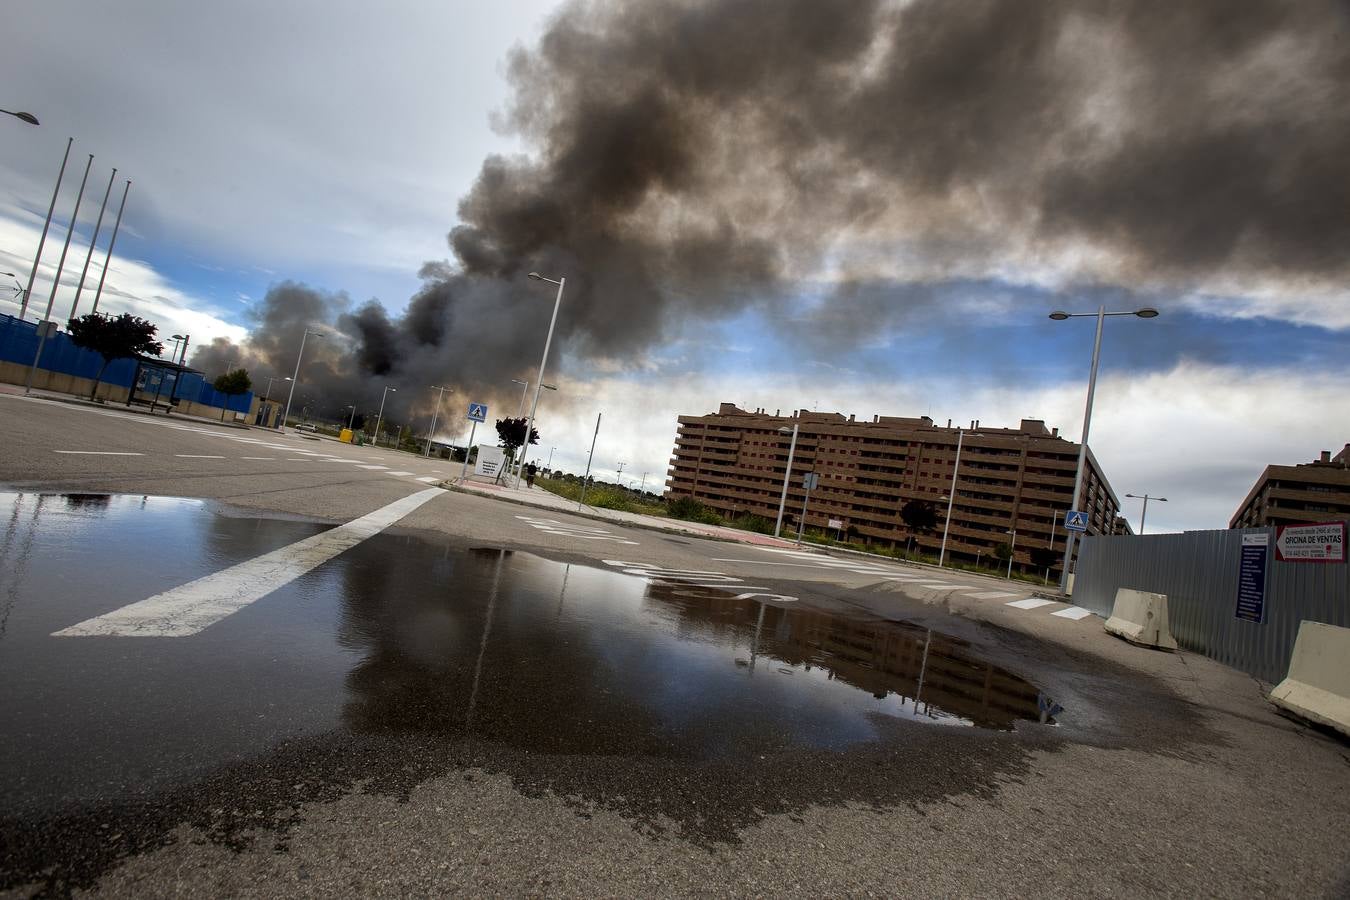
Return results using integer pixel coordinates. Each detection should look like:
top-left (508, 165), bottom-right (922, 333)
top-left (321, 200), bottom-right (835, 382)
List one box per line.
top-left (194, 0), bottom-right (1350, 427)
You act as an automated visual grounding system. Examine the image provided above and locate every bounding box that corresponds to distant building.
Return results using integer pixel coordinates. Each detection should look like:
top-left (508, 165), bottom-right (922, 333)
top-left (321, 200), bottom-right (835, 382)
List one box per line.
top-left (1229, 444), bottom-right (1350, 528)
top-left (665, 403), bottom-right (1125, 576)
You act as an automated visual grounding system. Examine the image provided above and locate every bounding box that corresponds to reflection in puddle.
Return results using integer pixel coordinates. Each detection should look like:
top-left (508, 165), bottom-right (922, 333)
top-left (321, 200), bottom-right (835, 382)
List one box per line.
top-left (338, 546), bottom-right (1051, 760)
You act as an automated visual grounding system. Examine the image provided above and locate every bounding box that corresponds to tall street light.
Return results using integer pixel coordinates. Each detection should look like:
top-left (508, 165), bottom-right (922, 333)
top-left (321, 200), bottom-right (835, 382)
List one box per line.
top-left (1049, 305), bottom-right (1159, 591)
top-left (511, 378), bottom-right (529, 417)
top-left (514, 383), bottom-right (556, 486)
top-left (773, 422), bottom-right (800, 538)
top-left (516, 271), bottom-right (566, 489)
top-left (1125, 492), bottom-right (1167, 535)
top-left (346, 404), bottom-right (357, 430)
top-left (938, 427), bottom-right (966, 567)
top-left (374, 386), bottom-right (397, 446)
top-left (1, 109), bottom-right (39, 125)
top-left (281, 330), bottom-right (323, 430)
top-left (424, 385), bottom-right (453, 457)
top-left (1005, 529), bottom-right (1017, 580)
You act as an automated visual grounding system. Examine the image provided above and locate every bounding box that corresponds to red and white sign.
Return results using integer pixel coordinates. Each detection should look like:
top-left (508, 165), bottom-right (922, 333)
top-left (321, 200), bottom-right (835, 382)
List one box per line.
top-left (1275, 522), bottom-right (1346, 563)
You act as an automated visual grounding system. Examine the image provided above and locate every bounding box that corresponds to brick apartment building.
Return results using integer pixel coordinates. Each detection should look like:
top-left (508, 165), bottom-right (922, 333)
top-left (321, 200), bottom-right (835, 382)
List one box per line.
top-left (665, 404), bottom-right (1125, 576)
top-left (1229, 444), bottom-right (1350, 528)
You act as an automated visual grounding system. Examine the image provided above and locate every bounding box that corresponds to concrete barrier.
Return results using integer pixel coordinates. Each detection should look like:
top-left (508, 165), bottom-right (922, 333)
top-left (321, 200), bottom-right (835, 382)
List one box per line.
top-left (1269, 621), bottom-right (1350, 737)
top-left (1103, 588), bottom-right (1178, 650)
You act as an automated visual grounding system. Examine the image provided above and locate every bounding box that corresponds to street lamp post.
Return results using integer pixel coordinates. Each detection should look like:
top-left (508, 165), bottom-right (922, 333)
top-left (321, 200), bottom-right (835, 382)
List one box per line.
top-left (511, 378), bottom-right (529, 417)
top-left (281, 330), bottom-right (323, 430)
top-left (373, 386), bottom-right (397, 446)
top-left (346, 404), bottom-right (357, 430)
top-left (516, 272), bottom-right (566, 489)
top-left (546, 447), bottom-right (556, 470)
top-left (1006, 529), bottom-right (1017, 580)
top-left (616, 461), bottom-right (626, 484)
top-left (1125, 492), bottom-right (1168, 535)
top-left (424, 385), bottom-right (452, 457)
top-left (0, 109), bottom-right (39, 125)
top-left (1049, 305), bottom-right (1159, 592)
top-left (938, 428), bottom-right (965, 567)
top-left (773, 422), bottom-right (800, 538)
top-left (263, 375), bottom-right (290, 427)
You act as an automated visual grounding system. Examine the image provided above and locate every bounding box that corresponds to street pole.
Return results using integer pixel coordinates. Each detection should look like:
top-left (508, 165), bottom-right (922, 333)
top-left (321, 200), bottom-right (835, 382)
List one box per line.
top-left (513, 378), bottom-right (529, 418)
top-left (459, 419), bottom-right (479, 482)
top-left (20, 137), bottom-right (72, 322)
top-left (347, 405), bottom-right (357, 430)
top-left (90, 180), bottom-right (130, 314)
top-left (616, 461), bottom-right (626, 484)
top-left (1060, 305), bottom-right (1106, 592)
top-left (281, 330), bottom-right (319, 430)
top-left (70, 166), bottom-right (117, 319)
top-left (638, 472), bottom-right (647, 494)
top-left (1125, 492), bottom-right (1167, 534)
top-left (773, 422), bottom-right (799, 538)
top-left (1006, 530), bottom-right (1017, 579)
top-left (578, 412), bottom-right (601, 511)
top-left (517, 275), bottom-right (566, 489)
top-left (373, 385), bottom-right (396, 446)
top-left (25, 153), bottom-right (94, 395)
top-left (547, 447), bottom-right (556, 470)
top-left (938, 428), bottom-right (964, 567)
top-left (795, 473), bottom-right (815, 546)
top-left (424, 385), bottom-right (450, 457)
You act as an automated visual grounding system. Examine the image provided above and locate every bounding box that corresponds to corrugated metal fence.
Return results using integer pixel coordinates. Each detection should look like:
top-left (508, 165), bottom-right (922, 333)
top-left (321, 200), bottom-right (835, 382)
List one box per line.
top-left (1074, 522), bottom-right (1348, 683)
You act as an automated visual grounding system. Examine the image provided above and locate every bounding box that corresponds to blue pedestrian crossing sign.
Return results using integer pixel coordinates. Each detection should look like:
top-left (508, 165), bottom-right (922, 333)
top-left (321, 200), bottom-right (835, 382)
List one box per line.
top-left (466, 402), bottom-right (488, 423)
top-left (1064, 510), bottom-right (1089, 533)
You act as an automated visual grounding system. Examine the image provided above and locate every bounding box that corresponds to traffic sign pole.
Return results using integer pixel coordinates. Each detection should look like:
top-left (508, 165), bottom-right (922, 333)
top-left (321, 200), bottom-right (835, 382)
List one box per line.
top-left (459, 420), bottom-right (478, 482)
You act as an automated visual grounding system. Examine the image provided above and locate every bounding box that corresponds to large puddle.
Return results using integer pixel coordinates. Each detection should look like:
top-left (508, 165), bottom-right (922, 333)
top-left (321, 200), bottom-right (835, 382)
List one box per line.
top-left (0, 491), bottom-right (1054, 810)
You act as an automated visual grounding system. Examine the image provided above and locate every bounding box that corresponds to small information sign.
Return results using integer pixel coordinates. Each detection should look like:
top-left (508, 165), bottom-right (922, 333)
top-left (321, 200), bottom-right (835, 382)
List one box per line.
top-left (1235, 533), bottom-right (1268, 623)
top-left (1275, 522), bottom-right (1345, 563)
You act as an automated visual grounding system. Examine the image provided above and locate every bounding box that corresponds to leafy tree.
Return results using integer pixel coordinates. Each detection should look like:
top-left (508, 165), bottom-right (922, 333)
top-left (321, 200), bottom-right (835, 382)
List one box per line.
top-left (212, 368), bottom-right (253, 421)
top-left (1029, 546), bottom-right (1060, 571)
top-left (66, 312), bottom-right (164, 400)
top-left (993, 541), bottom-right (1013, 561)
top-left (495, 417), bottom-right (540, 461)
top-left (900, 499), bottom-right (939, 533)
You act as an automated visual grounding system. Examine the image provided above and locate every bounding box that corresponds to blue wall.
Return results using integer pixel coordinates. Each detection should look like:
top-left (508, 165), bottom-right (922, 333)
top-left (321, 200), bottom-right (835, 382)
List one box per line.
top-left (0, 314), bottom-right (254, 412)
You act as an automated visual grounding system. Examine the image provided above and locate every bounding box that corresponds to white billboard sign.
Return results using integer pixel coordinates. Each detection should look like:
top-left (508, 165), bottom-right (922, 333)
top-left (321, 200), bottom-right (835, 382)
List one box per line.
top-left (474, 445), bottom-right (505, 479)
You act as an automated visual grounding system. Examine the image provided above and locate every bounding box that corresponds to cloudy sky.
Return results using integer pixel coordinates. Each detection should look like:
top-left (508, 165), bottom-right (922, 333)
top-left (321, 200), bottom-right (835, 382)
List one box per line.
top-left (3, 0), bottom-right (1347, 534)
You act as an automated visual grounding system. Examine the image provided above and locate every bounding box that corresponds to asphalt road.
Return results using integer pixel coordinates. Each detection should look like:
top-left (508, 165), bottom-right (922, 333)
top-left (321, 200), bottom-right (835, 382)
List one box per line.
top-left (1, 392), bottom-right (1347, 898)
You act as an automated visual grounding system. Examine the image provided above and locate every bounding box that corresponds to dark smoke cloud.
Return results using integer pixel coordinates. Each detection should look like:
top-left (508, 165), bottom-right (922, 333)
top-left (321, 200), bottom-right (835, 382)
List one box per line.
top-left (197, 0), bottom-right (1350, 423)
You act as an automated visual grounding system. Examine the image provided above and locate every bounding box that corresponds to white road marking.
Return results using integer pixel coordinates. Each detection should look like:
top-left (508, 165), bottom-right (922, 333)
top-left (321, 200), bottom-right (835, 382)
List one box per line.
top-left (415, 476), bottom-right (440, 483)
top-left (1006, 598), bottom-right (1056, 610)
top-left (357, 464), bottom-right (388, 470)
top-left (967, 590), bottom-right (1022, 600)
top-left (174, 454), bottom-right (226, 459)
top-left (54, 450), bottom-right (144, 456)
top-left (240, 456), bottom-right (274, 460)
top-left (602, 559), bottom-right (771, 591)
top-left (518, 516), bottom-right (639, 545)
top-left (907, 581), bottom-right (957, 588)
top-left (54, 488), bottom-right (445, 638)
top-left (284, 458), bottom-right (311, 462)
top-left (1052, 606), bottom-right (1094, 620)
top-left (387, 471), bottom-right (415, 477)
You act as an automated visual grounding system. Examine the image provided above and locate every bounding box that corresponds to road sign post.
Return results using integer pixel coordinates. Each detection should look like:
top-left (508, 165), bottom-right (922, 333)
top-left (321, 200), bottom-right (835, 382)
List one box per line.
top-left (459, 402), bottom-right (488, 482)
top-left (1064, 510), bottom-right (1088, 533)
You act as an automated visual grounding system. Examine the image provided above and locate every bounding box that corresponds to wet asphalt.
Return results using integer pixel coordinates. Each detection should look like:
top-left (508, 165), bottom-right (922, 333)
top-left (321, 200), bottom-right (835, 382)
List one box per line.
top-left (1, 396), bottom-right (1348, 898)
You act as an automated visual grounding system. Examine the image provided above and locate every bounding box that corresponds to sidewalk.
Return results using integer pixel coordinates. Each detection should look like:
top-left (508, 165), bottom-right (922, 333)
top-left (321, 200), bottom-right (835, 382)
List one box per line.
top-left (0, 382), bottom-right (251, 430)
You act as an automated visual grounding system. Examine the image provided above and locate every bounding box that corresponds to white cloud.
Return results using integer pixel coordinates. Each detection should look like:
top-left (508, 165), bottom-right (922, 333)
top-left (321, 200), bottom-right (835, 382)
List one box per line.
top-left (0, 212), bottom-right (246, 354)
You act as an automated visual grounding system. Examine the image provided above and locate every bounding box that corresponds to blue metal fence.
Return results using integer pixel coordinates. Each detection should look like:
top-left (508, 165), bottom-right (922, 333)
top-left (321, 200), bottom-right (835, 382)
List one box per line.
top-left (0, 314), bottom-right (253, 412)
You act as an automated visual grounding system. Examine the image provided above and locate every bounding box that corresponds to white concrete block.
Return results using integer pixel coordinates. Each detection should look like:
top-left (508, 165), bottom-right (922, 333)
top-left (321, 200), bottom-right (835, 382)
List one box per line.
top-left (1270, 621), bottom-right (1350, 737)
top-left (1103, 588), bottom-right (1178, 650)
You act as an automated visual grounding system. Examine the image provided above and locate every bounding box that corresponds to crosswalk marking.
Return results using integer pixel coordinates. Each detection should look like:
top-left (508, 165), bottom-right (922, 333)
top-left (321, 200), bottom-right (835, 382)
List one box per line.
top-left (1006, 598), bottom-right (1056, 610)
top-left (518, 516), bottom-right (639, 544)
top-left (357, 464), bottom-right (388, 470)
top-left (967, 590), bottom-right (1021, 599)
top-left (415, 476), bottom-right (440, 483)
top-left (1052, 606), bottom-right (1094, 620)
top-left (54, 488), bottom-right (445, 637)
top-left (387, 470), bottom-right (415, 477)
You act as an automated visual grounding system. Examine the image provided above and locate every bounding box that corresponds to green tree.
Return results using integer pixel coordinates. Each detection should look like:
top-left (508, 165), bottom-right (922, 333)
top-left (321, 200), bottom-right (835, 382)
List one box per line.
top-left (495, 417), bottom-right (539, 462)
top-left (66, 312), bottom-right (164, 401)
top-left (212, 368), bottom-right (253, 421)
top-left (900, 499), bottom-right (939, 533)
top-left (993, 541), bottom-right (1013, 561)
